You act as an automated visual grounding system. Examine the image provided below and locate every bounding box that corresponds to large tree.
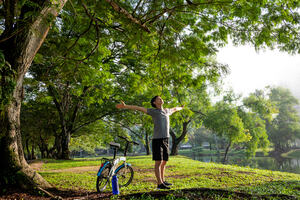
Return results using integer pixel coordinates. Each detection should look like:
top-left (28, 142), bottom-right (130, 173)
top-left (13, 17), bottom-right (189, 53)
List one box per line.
top-left (267, 87), bottom-right (300, 153)
top-left (169, 82), bottom-right (215, 156)
top-left (1, 0), bottom-right (300, 191)
top-left (0, 0), bottom-right (148, 190)
top-left (0, 0), bottom-right (68, 190)
top-left (21, 99), bottom-right (59, 159)
top-left (203, 98), bottom-right (250, 162)
top-left (203, 90), bottom-right (276, 160)
top-left (240, 89), bottom-right (277, 157)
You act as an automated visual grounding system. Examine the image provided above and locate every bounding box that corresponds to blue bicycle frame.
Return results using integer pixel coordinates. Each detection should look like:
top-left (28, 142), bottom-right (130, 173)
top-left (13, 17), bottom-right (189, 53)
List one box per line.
top-left (97, 160), bottom-right (132, 177)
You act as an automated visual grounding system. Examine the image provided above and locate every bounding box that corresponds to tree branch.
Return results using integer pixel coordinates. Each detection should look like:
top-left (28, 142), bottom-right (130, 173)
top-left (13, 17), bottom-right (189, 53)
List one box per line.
top-left (48, 85), bottom-right (66, 131)
top-left (104, 0), bottom-right (150, 33)
top-left (132, 0), bottom-right (143, 15)
top-left (68, 86), bottom-right (90, 132)
top-left (178, 120), bottom-right (191, 142)
top-left (104, 119), bottom-right (143, 139)
top-left (143, 0), bottom-right (233, 25)
top-left (190, 109), bottom-right (207, 117)
top-left (72, 111), bottom-right (115, 134)
top-left (63, 18), bottom-right (94, 57)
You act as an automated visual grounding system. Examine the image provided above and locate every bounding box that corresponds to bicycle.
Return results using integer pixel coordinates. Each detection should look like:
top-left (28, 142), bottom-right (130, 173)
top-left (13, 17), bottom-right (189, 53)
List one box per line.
top-left (96, 135), bottom-right (139, 192)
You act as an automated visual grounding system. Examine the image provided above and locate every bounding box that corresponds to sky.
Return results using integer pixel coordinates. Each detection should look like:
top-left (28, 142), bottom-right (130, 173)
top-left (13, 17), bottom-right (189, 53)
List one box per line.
top-left (216, 43), bottom-right (300, 100)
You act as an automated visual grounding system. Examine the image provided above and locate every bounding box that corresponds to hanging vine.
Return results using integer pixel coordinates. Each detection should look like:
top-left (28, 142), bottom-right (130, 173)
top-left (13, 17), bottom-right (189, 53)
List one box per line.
top-left (154, 11), bottom-right (173, 95)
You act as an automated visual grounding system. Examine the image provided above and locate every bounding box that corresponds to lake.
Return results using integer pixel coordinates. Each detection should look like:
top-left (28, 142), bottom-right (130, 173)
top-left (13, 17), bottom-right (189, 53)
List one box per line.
top-left (181, 153), bottom-right (300, 174)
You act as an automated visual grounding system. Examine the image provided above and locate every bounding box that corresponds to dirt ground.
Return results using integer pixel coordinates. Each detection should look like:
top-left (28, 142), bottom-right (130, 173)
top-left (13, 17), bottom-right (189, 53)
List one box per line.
top-left (0, 188), bottom-right (113, 200)
top-left (1, 161), bottom-right (112, 200)
top-left (1, 187), bottom-right (299, 200)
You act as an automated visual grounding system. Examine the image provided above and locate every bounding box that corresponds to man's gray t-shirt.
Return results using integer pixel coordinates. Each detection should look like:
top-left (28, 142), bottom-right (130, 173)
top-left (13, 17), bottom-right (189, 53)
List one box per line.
top-left (147, 108), bottom-right (172, 139)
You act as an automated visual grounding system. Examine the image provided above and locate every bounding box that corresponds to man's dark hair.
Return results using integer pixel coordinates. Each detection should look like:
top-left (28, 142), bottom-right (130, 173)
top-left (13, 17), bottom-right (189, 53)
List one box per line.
top-left (151, 96), bottom-right (159, 108)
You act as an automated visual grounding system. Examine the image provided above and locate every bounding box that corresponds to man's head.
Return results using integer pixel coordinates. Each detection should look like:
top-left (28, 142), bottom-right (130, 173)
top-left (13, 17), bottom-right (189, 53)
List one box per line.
top-left (151, 96), bottom-right (164, 108)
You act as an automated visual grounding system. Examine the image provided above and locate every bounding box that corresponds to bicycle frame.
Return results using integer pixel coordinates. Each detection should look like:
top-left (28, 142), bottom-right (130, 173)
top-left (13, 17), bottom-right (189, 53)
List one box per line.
top-left (112, 156), bottom-right (127, 175)
top-left (97, 152), bottom-right (134, 175)
top-left (97, 156), bottom-right (128, 177)
top-left (96, 136), bottom-right (138, 192)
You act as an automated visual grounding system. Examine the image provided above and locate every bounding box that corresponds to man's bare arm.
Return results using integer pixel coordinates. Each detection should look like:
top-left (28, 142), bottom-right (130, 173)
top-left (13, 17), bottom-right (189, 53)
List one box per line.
top-left (170, 105), bottom-right (184, 114)
top-left (116, 101), bottom-right (147, 114)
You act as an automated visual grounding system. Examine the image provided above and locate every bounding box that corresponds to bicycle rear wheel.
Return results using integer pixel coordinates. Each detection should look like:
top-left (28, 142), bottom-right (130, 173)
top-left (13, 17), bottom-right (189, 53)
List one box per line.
top-left (96, 164), bottom-right (111, 192)
top-left (116, 164), bottom-right (134, 187)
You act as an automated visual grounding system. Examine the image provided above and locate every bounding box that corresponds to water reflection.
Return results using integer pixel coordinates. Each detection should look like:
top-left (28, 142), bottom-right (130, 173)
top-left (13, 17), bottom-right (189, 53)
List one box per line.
top-left (182, 152), bottom-right (300, 174)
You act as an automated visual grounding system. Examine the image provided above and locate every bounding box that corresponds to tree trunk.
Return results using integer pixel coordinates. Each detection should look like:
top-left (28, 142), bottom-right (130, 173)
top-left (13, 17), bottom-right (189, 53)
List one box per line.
top-left (54, 134), bottom-right (63, 158)
top-left (223, 141), bottom-right (231, 163)
top-left (0, 82), bottom-right (50, 189)
top-left (170, 134), bottom-right (181, 156)
top-left (38, 142), bottom-right (48, 159)
top-left (170, 120), bottom-right (191, 156)
top-left (274, 143), bottom-right (284, 153)
top-left (25, 139), bottom-right (31, 160)
top-left (144, 131), bottom-right (151, 155)
top-left (214, 134), bottom-right (219, 153)
top-left (61, 129), bottom-right (71, 159)
top-left (38, 144), bottom-right (44, 159)
top-left (45, 142), bottom-right (50, 158)
top-left (39, 135), bottom-right (50, 159)
top-left (47, 86), bottom-right (74, 160)
top-left (0, 0), bottom-right (67, 189)
top-left (31, 142), bottom-right (36, 160)
top-left (46, 147), bottom-right (50, 158)
top-left (46, 132), bottom-right (60, 159)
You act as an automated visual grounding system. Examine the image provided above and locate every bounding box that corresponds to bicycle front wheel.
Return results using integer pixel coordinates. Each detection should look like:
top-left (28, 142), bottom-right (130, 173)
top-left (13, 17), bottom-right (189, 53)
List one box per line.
top-left (96, 164), bottom-right (111, 192)
top-left (115, 164), bottom-right (134, 187)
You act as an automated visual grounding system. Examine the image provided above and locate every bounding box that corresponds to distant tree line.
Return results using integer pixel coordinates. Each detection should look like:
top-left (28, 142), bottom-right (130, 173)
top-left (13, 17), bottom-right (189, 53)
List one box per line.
top-left (188, 87), bottom-right (300, 161)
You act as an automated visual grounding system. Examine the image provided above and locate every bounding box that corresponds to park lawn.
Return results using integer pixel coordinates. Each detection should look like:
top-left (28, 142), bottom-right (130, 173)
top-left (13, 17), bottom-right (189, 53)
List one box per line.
top-left (35, 155), bottom-right (300, 198)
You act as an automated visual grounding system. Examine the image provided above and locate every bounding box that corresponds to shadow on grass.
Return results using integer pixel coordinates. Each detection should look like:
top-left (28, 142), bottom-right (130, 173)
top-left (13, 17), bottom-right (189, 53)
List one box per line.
top-left (120, 181), bottom-right (300, 200)
top-left (2, 182), bottom-right (299, 200)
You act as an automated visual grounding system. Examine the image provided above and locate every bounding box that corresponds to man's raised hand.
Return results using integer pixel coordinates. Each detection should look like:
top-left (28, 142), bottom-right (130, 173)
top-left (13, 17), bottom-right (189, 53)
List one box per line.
top-left (116, 101), bottom-right (126, 109)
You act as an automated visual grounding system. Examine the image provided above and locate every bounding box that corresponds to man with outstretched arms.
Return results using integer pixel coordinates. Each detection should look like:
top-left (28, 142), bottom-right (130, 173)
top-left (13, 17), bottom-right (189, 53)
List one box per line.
top-left (116, 96), bottom-right (184, 189)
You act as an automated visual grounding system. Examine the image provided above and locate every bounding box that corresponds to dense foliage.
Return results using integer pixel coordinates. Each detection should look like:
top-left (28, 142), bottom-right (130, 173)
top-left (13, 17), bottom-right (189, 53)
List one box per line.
top-left (267, 87), bottom-right (300, 152)
top-left (20, 0), bottom-right (300, 160)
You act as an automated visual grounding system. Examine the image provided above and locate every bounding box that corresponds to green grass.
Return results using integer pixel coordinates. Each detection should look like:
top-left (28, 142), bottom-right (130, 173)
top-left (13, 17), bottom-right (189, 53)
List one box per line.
top-left (40, 158), bottom-right (101, 170)
top-left (35, 155), bottom-right (300, 199)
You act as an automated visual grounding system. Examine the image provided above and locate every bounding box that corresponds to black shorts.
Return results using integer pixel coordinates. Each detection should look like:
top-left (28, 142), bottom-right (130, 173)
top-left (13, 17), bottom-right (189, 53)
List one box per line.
top-left (152, 138), bottom-right (169, 161)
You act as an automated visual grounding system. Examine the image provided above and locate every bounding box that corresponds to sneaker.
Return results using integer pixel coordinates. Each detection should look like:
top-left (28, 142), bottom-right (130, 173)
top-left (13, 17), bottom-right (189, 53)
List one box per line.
top-left (163, 181), bottom-right (172, 186)
top-left (157, 183), bottom-right (170, 190)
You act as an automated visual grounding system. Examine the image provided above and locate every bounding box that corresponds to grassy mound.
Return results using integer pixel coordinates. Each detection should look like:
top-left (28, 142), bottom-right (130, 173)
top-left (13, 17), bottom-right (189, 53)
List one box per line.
top-left (30, 155), bottom-right (300, 199)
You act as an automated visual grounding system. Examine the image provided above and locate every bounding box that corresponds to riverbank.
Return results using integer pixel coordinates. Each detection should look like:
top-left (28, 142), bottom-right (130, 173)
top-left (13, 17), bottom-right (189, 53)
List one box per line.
top-left (178, 148), bottom-right (270, 157)
top-left (2, 155), bottom-right (299, 199)
top-left (282, 149), bottom-right (300, 159)
top-left (179, 149), bottom-right (300, 174)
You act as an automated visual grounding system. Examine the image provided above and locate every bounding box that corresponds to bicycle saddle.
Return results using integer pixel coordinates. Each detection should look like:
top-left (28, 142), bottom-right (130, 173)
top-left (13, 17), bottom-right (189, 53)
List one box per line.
top-left (109, 142), bottom-right (120, 149)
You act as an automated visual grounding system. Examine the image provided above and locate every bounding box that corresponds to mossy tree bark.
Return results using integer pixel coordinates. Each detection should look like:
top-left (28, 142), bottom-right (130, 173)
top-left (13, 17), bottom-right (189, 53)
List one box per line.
top-left (0, 0), bottom-right (67, 189)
